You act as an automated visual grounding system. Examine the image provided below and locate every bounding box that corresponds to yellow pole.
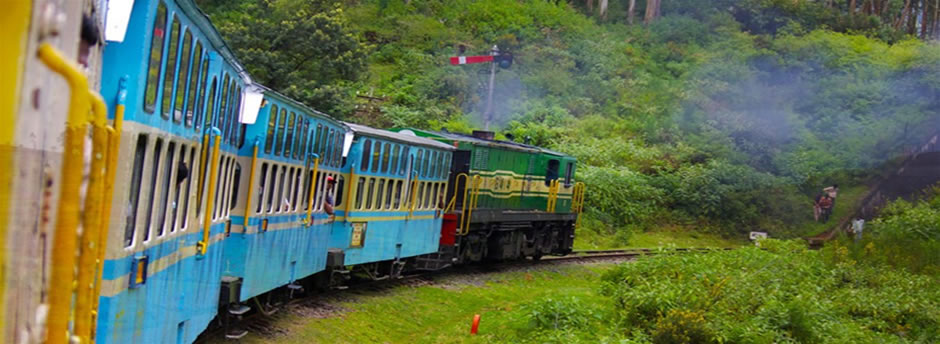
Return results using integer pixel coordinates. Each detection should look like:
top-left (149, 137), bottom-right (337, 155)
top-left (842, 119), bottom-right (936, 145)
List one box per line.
top-left (38, 43), bottom-right (91, 344)
top-left (197, 134), bottom-right (210, 208)
top-left (199, 132), bottom-right (222, 255)
top-left (409, 178), bottom-right (419, 217)
top-left (305, 157), bottom-right (320, 225)
top-left (343, 170), bottom-right (356, 216)
top-left (91, 82), bottom-right (126, 342)
top-left (243, 142), bottom-right (258, 230)
top-left (0, 1), bottom-right (32, 337)
top-left (73, 93), bottom-right (109, 342)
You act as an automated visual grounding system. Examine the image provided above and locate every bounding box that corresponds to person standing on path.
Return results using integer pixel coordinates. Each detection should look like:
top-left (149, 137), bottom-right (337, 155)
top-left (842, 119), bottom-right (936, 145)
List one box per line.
top-left (823, 184), bottom-right (838, 208)
top-left (851, 218), bottom-right (864, 242)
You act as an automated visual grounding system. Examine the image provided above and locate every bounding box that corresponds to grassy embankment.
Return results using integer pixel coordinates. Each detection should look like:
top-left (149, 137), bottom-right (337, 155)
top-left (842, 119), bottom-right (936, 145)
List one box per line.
top-left (232, 264), bottom-right (615, 344)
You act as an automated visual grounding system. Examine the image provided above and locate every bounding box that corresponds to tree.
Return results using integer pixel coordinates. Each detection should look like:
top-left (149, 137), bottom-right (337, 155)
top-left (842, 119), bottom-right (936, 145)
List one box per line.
top-left (196, 0), bottom-right (368, 116)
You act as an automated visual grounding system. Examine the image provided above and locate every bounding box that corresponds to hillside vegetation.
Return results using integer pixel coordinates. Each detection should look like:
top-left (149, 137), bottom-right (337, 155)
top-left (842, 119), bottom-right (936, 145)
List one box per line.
top-left (197, 0), bottom-right (940, 240)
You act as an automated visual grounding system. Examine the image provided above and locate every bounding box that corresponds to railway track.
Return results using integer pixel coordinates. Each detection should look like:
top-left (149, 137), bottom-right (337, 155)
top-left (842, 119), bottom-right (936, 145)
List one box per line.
top-left (197, 247), bottom-right (726, 342)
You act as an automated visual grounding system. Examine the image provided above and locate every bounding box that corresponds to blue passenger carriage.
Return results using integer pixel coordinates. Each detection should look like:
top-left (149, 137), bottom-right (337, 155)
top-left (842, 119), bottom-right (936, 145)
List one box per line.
top-left (328, 124), bottom-right (455, 277)
top-left (97, 0), bottom-right (251, 342)
top-left (221, 89), bottom-right (347, 315)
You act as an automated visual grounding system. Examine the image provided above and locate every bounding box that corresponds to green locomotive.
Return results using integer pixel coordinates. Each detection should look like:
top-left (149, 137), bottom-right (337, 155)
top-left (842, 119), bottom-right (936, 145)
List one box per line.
top-left (396, 129), bottom-right (584, 264)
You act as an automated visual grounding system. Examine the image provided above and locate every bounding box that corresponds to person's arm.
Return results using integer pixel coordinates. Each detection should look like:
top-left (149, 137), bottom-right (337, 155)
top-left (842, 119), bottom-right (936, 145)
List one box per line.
top-left (324, 202), bottom-right (334, 216)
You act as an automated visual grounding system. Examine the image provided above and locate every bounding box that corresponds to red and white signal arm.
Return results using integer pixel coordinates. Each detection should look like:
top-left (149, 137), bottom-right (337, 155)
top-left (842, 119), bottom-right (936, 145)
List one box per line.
top-left (449, 55), bottom-right (494, 65)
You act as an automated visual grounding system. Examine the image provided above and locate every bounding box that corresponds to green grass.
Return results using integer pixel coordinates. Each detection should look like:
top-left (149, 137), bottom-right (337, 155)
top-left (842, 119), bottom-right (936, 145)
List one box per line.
top-left (231, 264), bottom-right (615, 344)
top-left (574, 224), bottom-right (744, 250)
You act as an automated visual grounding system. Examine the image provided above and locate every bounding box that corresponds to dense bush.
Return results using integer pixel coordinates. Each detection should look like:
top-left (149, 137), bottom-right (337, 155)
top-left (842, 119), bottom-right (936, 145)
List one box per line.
top-left (842, 193), bottom-right (940, 275)
top-left (503, 241), bottom-right (938, 343)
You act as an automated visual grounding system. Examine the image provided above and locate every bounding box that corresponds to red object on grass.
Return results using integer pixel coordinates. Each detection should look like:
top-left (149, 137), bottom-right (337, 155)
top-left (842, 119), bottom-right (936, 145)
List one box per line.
top-left (449, 55), bottom-right (494, 65)
top-left (470, 314), bottom-right (481, 335)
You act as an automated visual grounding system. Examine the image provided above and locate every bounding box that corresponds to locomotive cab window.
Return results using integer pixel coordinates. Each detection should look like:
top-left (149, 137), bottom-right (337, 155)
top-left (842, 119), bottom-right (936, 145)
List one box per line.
top-left (564, 162), bottom-right (574, 187)
top-left (545, 159), bottom-right (560, 186)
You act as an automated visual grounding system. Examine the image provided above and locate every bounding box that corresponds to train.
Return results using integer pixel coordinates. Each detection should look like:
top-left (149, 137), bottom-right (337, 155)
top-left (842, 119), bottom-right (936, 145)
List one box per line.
top-left (1, 0), bottom-right (585, 343)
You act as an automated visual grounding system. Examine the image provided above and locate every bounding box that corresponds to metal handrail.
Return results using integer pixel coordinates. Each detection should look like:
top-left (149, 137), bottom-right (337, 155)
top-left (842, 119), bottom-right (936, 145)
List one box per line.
top-left (198, 128), bottom-right (222, 255)
top-left (73, 92), bottom-right (111, 342)
top-left (243, 141), bottom-right (259, 230)
top-left (460, 175), bottom-right (482, 235)
top-left (572, 182), bottom-right (586, 229)
top-left (445, 173), bottom-right (470, 213)
top-left (36, 43), bottom-right (101, 344)
top-left (305, 155), bottom-right (320, 225)
top-left (91, 77), bottom-right (127, 341)
top-left (546, 179), bottom-right (560, 213)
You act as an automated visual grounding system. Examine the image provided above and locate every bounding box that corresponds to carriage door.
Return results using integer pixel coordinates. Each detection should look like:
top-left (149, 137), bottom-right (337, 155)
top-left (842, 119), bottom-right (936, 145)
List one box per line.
top-left (447, 150), bottom-right (471, 210)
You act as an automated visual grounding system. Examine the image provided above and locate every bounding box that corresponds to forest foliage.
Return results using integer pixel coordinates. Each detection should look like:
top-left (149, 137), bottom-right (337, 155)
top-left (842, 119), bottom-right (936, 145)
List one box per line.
top-left (198, 0), bottom-right (940, 238)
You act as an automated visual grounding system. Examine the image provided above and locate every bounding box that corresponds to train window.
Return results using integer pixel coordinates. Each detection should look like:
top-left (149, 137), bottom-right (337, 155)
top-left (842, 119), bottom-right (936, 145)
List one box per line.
top-left (335, 176), bottom-right (345, 207)
top-left (124, 135), bottom-right (149, 247)
top-left (415, 182), bottom-right (424, 210)
top-left (333, 131), bottom-right (343, 167)
top-left (170, 146), bottom-right (186, 232)
top-left (195, 58), bottom-right (209, 131)
top-left (394, 180), bottom-right (403, 209)
top-left (205, 78), bottom-right (217, 130)
top-left (371, 140), bottom-right (380, 173)
top-left (292, 168), bottom-right (302, 211)
top-left (230, 163), bottom-right (241, 211)
top-left (423, 150), bottom-right (430, 178)
top-left (173, 30), bottom-right (192, 123)
top-left (381, 143), bottom-right (391, 173)
top-left (326, 129), bottom-right (336, 166)
top-left (266, 165), bottom-right (277, 213)
top-left (281, 168), bottom-right (292, 212)
top-left (425, 182), bottom-right (433, 209)
top-left (312, 172), bottom-right (323, 211)
top-left (276, 166), bottom-right (287, 212)
top-left (157, 142), bottom-right (176, 236)
top-left (301, 168), bottom-right (311, 209)
top-left (181, 146), bottom-right (196, 230)
top-left (257, 163), bottom-right (268, 213)
top-left (320, 128), bottom-right (330, 164)
top-left (375, 179), bottom-right (386, 210)
top-left (264, 105), bottom-right (278, 154)
top-left (275, 109), bottom-right (287, 155)
top-left (431, 151), bottom-right (440, 179)
top-left (360, 139), bottom-right (372, 171)
top-left (143, 139), bottom-right (164, 242)
top-left (313, 124), bottom-right (322, 158)
top-left (213, 157), bottom-right (227, 219)
top-left (294, 117), bottom-right (303, 160)
top-left (545, 159), bottom-right (560, 186)
top-left (218, 74), bottom-right (230, 136)
top-left (442, 154), bottom-right (451, 179)
top-left (299, 121), bottom-right (309, 159)
top-left (438, 153), bottom-right (445, 179)
top-left (564, 162), bottom-right (573, 187)
top-left (143, 2), bottom-right (167, 113)
top-left (384, 180), bottom-right (394, 209)
top-left (238, 124), bottom-right (247, 149)
top-left (285, 112), bottom-right (296, 158)
top-left (230, 85), bottom-right (241, 145)
top-left (186, 42), bottom-right (202, 127)
top-left (390, 145), bottom-right (400, 175)
top-left (355, 177), bottom-right (366, 210)
top-left (160, 15), bottom-right (181, 119)
top-left (365, 178), bottom-right (376, 210)
top-left (432, 183), bottom-right (439, 209)
top-left (399, 147), bottom-right (408, 175)
top-left (416, 150), bottom-right (423, 177)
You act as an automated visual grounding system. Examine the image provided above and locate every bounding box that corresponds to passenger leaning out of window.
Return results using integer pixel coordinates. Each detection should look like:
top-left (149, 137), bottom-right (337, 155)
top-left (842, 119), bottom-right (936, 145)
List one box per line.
top-left (324, 176), bottom-right (336, 218)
